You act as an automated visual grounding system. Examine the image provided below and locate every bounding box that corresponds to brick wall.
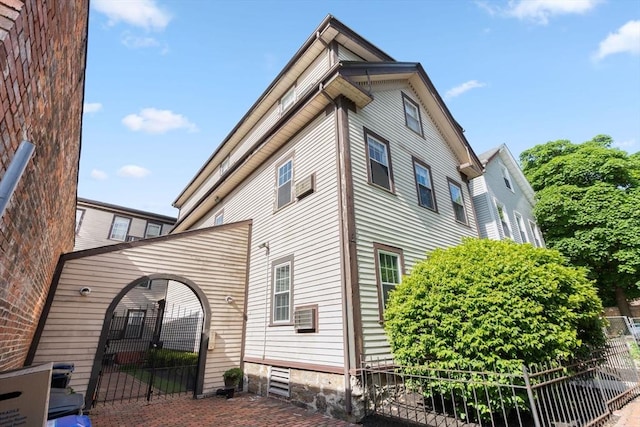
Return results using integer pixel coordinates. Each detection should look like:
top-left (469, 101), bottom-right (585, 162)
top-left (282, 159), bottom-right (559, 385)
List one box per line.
top-left (0, 0), bottom-right (88, 371)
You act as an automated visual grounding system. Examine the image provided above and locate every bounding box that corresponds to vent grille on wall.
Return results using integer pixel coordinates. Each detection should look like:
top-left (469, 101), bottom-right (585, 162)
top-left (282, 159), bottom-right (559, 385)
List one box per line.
top-left (268, 366), bottom-right (290, 397)
top-left (294, 307), bottom-right (317, 333)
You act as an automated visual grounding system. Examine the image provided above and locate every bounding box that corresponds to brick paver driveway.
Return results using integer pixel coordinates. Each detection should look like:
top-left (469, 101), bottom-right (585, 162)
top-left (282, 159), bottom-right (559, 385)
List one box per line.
top-left (88, 393), bottom-right (358, 427)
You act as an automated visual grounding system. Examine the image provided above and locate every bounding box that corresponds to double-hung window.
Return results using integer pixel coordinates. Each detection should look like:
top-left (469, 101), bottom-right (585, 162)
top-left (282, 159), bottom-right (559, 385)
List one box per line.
top-left (514, 212), bottom-right (528, 243)
top-left (220, 157), bottom-right (230, 174)
top-left (365, 129), bottom-right (393, 191)
top-left (375, 244), bottom-right (404, 317)
top-left (448, 179), bottom-right (467, 224)
top-left (402, 92), bottom-right (423, 135)
top-left (495, 201), bottom-right (512, 239)
top-left (109, 216), bottom-right (131, 241)
top-left (413, 158), bottom-right (436, 210)
top-left (272, 255), bottom-right (294, 324)
top-left (145, 222), bottom-right (162, 238)
top-left (528, 220), bottom-right (542, 247)
top-left (276, 158), bottom-right (293, 209)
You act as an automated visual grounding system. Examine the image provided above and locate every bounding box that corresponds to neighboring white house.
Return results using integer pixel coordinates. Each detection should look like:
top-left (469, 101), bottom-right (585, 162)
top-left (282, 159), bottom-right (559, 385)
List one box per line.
top-left (74, 197), bottom-right (176, 250)
top-left (170, 15), bottom-right (483, 418)
top-left (470, 144), bottom-right (544, 247)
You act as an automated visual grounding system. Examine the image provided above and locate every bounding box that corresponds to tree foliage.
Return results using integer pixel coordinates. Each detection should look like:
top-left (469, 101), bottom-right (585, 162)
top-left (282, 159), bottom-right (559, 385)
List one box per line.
top-left (383, 239), bottom-right (606, 416)
top-left (384, 239), bottom-right (606, 370)
top-left (520, 136), bottom-right (640, 309)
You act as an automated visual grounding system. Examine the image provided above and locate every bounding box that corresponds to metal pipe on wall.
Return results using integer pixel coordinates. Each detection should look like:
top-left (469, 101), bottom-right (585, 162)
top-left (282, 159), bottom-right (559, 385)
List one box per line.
top-left (0, 140), bottom-right (36, 218)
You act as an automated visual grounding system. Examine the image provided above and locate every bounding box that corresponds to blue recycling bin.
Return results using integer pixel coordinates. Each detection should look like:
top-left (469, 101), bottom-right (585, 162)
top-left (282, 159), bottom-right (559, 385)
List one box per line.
top-left (51, 362), bottom-right (75, 389)
top-left (46, 415), bottom-right (91, 427)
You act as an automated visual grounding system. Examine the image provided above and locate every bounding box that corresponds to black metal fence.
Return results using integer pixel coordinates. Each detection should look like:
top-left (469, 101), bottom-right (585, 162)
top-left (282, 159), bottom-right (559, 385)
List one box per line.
top-left (94, 305), bottom-right (203, 405)
top-left (361, 338), bottom-right (640, 427)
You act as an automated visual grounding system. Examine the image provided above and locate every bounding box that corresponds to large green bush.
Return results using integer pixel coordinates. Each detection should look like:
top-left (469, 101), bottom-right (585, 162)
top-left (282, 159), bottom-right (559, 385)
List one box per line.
top-left (383, 239), bottom-right (606, 416)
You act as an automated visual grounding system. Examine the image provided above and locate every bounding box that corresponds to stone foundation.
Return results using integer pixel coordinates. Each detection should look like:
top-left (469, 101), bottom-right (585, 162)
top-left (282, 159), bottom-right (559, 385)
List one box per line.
top-left (244, 362), bottom-right (365, 422)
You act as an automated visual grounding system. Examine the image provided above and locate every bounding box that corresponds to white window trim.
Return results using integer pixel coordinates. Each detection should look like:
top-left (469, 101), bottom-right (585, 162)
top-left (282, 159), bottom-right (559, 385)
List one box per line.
top-left (495, 199), bottom-right (512, 240)
top-left (501, 164), bottom-right (514, 192)
top-left (271, 255), bottom-right (294, 325)
top-left (402, 92), bottom-right (423, 136)
top-left (364, 128), bottom-right (394, 192)
top-left (447, 179), bottom-right (467, 225)
top-left (528, 220), bottom-right (542, 247)
top-left (214, 210), bottom-right (224, 226)
top-left (109, 216), bottom-right (131, 241)
top-left (412, 158), bottom-right (437, 211)
top-left (220, 156), bottom-right (230, 174)
top-left (374, 243), bottom-right (404, 320)
top-left (514, 211), bottom-right (529, 243)
top-left (145, 222), bottom-right (162, 238)
top-left (75, 209), bottom-right (85, 234)
top-left (276, 157), bottom-right (294, 210)
top-left (124, 309), bottom-right (146, 339)
top-left (280, 86), bottom-right (296, 114)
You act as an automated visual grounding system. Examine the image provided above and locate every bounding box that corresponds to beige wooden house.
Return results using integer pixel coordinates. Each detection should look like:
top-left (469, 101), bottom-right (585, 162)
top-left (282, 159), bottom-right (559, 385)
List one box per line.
top-left (168, 15), bottom-right (483, 419)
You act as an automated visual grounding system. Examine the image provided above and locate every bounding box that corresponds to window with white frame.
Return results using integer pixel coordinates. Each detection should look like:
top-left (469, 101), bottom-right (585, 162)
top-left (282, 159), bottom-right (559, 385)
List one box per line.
top-left (402, 92), bottom-right (423, 135)
top-left (276, 158), bottom-right (293, 209)
top-left (214, 210), bottom-right (224, 226)
top-left (501, 165), bottom-right (513, 191)
top-left (272, 256), bottom-right (293, 324)
top-left (280, 86), bottom-right (296, 113)
top-left (109, 216), bottom-right (131, 241)
top-left (375, 245), bottom-right (403, 314)
top-left (514, 212), bottom-right (528, 243)
top-left (448, 179), bottom-right (467, 224)
top-left (413, 158), bottom-right (436, 210)
top-left (75, 209), bottom-right (84, 233)
top-left (220, 156), bottom-right (230, 174)
top-left (365, 129), bottom-right (393, 191)
top-left (124, 309), bottom-right (146, 339)
top-left (145, 222), bottom-right (162, 238)
top-left (495, 201), bottom-right (512, 239)
top-left (528, 220), bottom-right (542, 247)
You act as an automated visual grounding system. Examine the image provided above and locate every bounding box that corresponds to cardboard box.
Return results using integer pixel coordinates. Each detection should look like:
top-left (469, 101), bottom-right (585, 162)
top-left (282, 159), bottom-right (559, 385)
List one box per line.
top-left (0, 363), bottom-right (52, 427)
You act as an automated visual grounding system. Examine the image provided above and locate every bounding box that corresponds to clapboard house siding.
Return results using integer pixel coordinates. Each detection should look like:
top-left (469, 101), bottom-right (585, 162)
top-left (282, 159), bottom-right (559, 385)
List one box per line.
top-left (190, 112), bottom-right (345, 367)
top-left (178, 49), bottom-right (332, 220)
top-left (31, 224), bottom-right (250, 397)
top-left (348, 84), bottom-right (479, 357)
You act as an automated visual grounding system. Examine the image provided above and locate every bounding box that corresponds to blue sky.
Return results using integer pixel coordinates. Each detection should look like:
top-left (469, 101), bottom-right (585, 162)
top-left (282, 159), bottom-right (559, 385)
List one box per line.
top-left (79, 0), bottom-right (640, 217)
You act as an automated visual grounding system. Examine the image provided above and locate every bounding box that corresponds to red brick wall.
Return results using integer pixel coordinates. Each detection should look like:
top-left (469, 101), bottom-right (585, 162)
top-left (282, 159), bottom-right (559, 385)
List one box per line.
top-left (0, 0), bottom-right (88, 371)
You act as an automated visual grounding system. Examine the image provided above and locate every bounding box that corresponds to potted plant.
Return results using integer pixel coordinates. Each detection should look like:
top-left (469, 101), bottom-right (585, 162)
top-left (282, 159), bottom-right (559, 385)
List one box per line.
top-left (222, 367), bottom-right (243, 397)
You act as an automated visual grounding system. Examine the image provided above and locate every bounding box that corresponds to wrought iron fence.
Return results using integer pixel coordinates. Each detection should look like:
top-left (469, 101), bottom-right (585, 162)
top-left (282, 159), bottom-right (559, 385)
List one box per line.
top-left (360, 338), bottom-right (640, 427)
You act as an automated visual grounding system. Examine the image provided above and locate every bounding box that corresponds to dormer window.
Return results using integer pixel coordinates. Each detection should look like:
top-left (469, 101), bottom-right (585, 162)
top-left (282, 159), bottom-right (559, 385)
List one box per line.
top-left (280, 86), bottom-right (296, 113)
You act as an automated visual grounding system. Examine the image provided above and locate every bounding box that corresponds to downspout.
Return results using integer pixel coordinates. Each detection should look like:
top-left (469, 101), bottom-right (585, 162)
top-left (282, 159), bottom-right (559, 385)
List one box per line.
top-left (0, 141), bottom-right (35, 218)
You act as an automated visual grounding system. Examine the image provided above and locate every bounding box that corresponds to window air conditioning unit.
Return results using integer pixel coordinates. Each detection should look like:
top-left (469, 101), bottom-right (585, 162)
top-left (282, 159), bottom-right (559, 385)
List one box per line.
top-left (295, 174), bottom-right (315, 200)
top-left (126, 235), bottom-right (142, 242)
top-left (293, 306), bottom-right (317, 333)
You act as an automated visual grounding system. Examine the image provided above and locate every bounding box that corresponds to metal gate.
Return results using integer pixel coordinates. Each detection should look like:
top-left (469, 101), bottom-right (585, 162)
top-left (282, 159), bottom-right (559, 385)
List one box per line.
top-left (93, 300), bottom-right (204, 405)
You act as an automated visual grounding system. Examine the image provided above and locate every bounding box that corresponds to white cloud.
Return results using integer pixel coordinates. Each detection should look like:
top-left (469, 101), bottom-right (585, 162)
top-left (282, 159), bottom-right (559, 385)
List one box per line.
top-left (92, 0), bottom-right (171, 31)
top-left (445, 80), bottom-right (487, 99)
top-left (90, 169), bottom-right (108, 180)
top-left (121, 32), bottom-right (160, 49)
top-left (117, 165), bottom-right (151, 178)
top-left (83, 102), bottom-right (102, 113)
top-left (477, 0), bottom-right (601, 25)
top-left (122, 108), bottom-right (198, 134)
top-left (592, 20), bottom-right (640, 61)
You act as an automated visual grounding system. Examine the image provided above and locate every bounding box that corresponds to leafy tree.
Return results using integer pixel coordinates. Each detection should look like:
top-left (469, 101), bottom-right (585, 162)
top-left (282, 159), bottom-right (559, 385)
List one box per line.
top-left (384, 239), bottom-right (606, 416)
top-left (520, 136), bottom-right (640, 314)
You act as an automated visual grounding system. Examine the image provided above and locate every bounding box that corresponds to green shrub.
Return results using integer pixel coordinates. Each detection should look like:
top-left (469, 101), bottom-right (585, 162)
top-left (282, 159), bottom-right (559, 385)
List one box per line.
top-left (223, 367), bottom-right (243, 387)
top-left (146, 348), bottom-right (199, 368)
top-left (384, 238), bottom-right (606, 416)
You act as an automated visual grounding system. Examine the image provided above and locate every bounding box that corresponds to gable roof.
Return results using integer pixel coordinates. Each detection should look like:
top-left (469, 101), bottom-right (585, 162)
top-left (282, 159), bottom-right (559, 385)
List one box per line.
top-left (479, 144), bottom-right (536, 206)
top-left (173, 15), bottom-right (392, 208)
top-left (171, 17), bottom-right (483, 231)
